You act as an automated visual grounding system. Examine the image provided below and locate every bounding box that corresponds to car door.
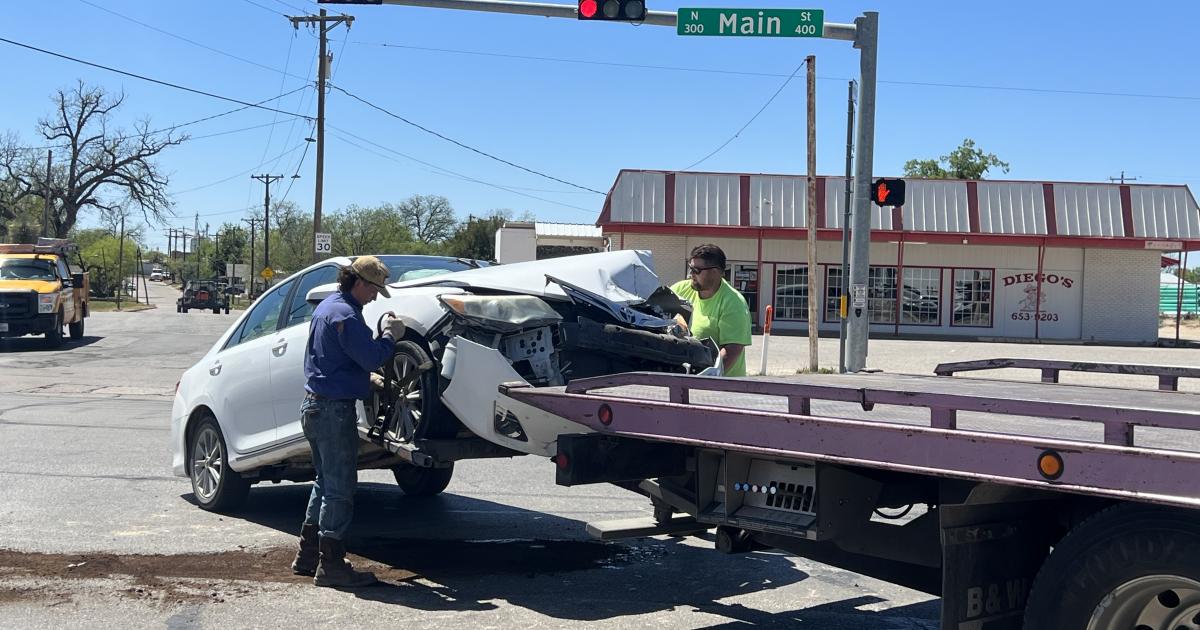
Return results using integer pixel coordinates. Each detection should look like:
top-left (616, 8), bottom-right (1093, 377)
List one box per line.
top-left (55, 258), bottom-right (75, 323)
top-left (270, 265), bottom-right (340, 443)
top-left (210, 278), bottom-right (294, 456)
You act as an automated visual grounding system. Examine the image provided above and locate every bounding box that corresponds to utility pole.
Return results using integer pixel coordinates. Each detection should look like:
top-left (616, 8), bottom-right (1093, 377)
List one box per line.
top-left (242, 217), bottom-right (263, 297)
top-left (845, 12), bottom-right (879, 372)
top-left (290, 10), bottom-right (354, 263)
top-left (41, 150), bottom-right (52, 238)
top-left (839, 80), bottom-right (857, 373)
top-left (1108, 171), bottom-right (1139, 185)
top-left (251, 174), bottom-right (282, 277)
top-left (117, 215), bottom-right (125, 311)
top-left (805, 55), bottom-right (818, 373)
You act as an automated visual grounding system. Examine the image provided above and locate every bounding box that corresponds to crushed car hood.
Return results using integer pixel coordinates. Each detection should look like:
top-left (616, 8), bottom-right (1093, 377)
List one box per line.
top-left (392, 250), bottom-right (662, 304)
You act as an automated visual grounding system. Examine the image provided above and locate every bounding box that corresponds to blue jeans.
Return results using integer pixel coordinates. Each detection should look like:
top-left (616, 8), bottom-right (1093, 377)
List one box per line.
top-left (300, 397), bottom-right (360, 541)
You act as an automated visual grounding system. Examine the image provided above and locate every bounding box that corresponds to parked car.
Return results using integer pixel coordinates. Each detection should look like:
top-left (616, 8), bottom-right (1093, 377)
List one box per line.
top-left (171, 251), bottom-right (713, 510)
top-left (177, 280), bottom-right (229, 314)
top-left (150, 271), bottom-right (164, 282)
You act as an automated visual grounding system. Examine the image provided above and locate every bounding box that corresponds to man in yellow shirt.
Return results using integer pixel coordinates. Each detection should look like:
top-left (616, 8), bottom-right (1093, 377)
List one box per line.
top-left (671, 244), bottom-right (752, 377)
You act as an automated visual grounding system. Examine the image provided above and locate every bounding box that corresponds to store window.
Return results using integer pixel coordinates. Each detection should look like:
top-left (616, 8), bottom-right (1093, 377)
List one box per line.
top-left (952, 269), bottom-right (994, 327)
top-left (901, 268), bottom-right (941, 325)
top-left (867, 266), bottom-right (897, 324)
top-left (774, 265), bottom-right (808, 321)
top-left (824, 266), bottom-right (844, 322)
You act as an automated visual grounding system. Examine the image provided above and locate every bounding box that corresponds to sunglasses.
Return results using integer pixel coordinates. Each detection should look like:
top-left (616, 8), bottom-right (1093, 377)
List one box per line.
top-left (688, 265), bottom-right (719, 275)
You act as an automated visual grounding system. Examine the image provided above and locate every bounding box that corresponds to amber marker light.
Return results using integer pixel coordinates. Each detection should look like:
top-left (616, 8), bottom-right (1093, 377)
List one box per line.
top-left (1037, 450), bottom-right (1064, 480)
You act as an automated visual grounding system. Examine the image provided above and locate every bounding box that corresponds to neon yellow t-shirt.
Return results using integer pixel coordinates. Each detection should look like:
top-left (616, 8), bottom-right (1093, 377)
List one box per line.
top-left (671, 279), bottom-right (752, 376)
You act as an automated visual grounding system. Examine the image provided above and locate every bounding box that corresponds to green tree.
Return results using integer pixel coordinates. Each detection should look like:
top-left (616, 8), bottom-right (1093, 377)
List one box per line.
top-left (902, 138), bottom-right (1010, 180)
top-left (324, 203), bottom-right (417, 256)
top-left (211, 224), bottom-right (246, 277)
top-left (81, 234), bottom-right (140, 297)
top-left (398, 194), bottom-right (457, 245)
top-left (266, 200), bottom-right (313, 279)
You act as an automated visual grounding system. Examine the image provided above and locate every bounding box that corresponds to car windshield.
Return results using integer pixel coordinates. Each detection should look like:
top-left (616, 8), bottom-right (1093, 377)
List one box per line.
top-left (0, 259), bottom-right (57, 281)
top-left (376, 255), bottom-right (478, 283)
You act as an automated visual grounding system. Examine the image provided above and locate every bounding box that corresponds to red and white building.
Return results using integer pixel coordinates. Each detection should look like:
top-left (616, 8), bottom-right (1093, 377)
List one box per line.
top-left (598, 169), bottom-right (1200, 343)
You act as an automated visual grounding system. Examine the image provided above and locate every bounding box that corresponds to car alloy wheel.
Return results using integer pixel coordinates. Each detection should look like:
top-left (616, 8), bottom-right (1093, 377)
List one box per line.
top-left (188, 415), bottom-right (249, 511)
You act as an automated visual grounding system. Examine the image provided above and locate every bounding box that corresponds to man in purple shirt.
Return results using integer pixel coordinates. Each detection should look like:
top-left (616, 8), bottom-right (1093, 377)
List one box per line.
top-left (291, 256), bottom-right (404, 588)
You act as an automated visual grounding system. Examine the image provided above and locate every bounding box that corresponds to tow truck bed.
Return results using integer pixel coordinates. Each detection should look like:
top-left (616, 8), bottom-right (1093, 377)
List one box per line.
top-left (500, 367), bottom-right (1200, 629)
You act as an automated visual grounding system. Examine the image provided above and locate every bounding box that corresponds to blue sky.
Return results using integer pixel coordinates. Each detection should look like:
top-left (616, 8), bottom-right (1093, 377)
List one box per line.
top-left (2, 0), bottom-right (1197, 254)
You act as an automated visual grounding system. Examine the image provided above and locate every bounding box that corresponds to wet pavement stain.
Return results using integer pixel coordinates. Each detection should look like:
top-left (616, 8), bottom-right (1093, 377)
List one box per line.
top-left (0, 538), bottom-right (642, 605)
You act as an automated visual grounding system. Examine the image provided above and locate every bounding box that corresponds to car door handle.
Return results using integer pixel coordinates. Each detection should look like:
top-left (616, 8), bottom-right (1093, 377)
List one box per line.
top-left (272, 340), bottom-right (288, 357)
top-left (209, 361), bottom-right (222, 376)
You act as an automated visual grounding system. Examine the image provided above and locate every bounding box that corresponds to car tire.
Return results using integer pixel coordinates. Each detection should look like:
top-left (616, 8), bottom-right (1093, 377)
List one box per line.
top-left (68, 318), bottom-right (84, 340)
top-left (44, 313), bottom-right (64, 348)
top-left (1023, 503), bottom-right (1200, 630)
top-left (391, 462), bottom-right (453, 497)
top-left (212, 307), bottom-right (219, 314)
top-left (382, 340), bottom-right (457, 440)
top-left (188, 414), bottom-right (250, 512)
top-left (224, 307), bottom-right (230, 315)
top-left (183, 306), bottom-right (189, 313)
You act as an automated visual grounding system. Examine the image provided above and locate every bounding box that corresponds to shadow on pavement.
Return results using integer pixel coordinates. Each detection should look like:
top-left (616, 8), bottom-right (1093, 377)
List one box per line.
top-left (0, 335), bottom-right (103, 352)
top-left (200, 481), bottom-right (937, 625)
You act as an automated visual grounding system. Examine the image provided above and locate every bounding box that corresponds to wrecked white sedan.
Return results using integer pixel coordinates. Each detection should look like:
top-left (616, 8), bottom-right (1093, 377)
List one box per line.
top-left (171, 251), bottom-right (714, 511)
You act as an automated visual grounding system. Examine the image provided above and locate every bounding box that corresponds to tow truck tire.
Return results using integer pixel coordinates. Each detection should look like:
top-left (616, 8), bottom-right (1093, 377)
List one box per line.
top-left (44, 313), bottom-right (64, 348)
top-left (224, 307), bottom-right (230, 315)
top-left (212, 307), bottom-right (220, 314)
top-left (391, 462), bottom-right (454, 497)
top-left (68, 318), bottom-right (84, 340)
top-left (188, 414), bottom-right (250, 512)
top-left (715, 526), bottom-right (755, 554)
top-left (1023, 503), bottom-right (1200, 630)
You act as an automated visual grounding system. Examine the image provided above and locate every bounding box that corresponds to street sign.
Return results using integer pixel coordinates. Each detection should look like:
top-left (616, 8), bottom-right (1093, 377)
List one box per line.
top-left (677, 8), bottom-right (824, 37)
top-left (260, 266), bottom-right (274, 280)
top-left (315, 232), bottom-right (332, 254)
top-left (872, 178), bottom-right (906, 207)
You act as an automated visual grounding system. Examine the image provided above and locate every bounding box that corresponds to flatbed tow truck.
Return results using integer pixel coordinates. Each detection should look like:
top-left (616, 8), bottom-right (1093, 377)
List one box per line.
top-left (500, 358), bottom-right (1200, 630)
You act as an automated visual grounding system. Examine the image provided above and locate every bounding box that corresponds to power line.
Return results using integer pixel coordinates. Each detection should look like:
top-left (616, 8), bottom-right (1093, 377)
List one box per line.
top-left (329, 83), bottom-right (606, 196)
top-left (76, 0), bottom-right (308, 81)
top-left (327, 125), bottom-right (598, 215)
top-left (13, 86), bottom-right (310, 152)
top-left (255, 29), bottom-right (299, 172)
top-left (0, 37), bottom-right (315, 121)
top-left (171, 142), bottom-right (307, 196)
top-left (358, 40), bottom-right (1200, 102)
top-left (681, 59), bottom-right (807, 171)
top-left (240, 0), bottom-right (288, 17)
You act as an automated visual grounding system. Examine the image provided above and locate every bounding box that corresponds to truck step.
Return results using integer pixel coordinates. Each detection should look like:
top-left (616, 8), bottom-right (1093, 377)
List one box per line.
top-left (585, 516), bottom-right (710, 541)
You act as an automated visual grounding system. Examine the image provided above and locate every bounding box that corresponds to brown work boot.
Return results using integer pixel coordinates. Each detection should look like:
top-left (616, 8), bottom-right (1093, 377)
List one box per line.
top-left (314, 536), bottom-right (377, 588)
top-left (290, 523), bottom-right (320, 576)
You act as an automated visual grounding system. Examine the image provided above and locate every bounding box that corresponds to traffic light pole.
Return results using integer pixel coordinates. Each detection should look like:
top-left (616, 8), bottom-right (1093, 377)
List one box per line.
top-left (339, 0), bottom-right (876, 369)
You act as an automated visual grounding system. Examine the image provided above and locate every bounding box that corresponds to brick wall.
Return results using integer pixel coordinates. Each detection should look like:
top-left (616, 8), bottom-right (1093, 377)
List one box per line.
top-left (1081, 248), bottom-right (1160, 342)
top-left (613, 232), bottom-right (690, 285)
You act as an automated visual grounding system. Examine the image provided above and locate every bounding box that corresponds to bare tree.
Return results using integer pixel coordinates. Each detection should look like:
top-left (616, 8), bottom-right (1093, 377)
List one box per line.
top-left (0, 81), bottom-right (185, 238)
top-left (397, 194), bottom-right (458, 245)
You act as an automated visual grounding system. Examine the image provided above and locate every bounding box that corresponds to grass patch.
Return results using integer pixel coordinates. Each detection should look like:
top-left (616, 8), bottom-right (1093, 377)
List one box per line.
top-left (795, 367), bottom-right (838, 374)
top-left (87, 298), bottom-right (155, 313)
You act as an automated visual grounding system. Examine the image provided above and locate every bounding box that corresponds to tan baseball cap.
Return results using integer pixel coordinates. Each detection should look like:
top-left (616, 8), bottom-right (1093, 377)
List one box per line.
top-left (349, 256), bottom-right (390, 297)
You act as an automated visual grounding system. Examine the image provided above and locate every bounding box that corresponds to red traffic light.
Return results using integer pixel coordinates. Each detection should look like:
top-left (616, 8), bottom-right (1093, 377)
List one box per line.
top-left (871, 178), bottom-right (906, 207)
top-left (579, 0), bottom-right (645, 21)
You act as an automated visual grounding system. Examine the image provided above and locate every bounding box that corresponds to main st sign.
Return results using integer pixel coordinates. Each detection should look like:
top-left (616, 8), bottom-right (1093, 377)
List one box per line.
top-left (677, 7), bottom-right (825, 37)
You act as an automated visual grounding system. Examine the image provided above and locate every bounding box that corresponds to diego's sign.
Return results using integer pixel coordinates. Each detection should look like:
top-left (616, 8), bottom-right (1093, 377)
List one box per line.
top-left (1001, 272), bottom-right (1076, 323)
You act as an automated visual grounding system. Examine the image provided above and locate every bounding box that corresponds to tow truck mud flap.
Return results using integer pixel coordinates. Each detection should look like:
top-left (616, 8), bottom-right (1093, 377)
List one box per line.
top-left (939, 500), bottom-right (1052, 630)
top-left (442, 336), bottom-right (592, 457)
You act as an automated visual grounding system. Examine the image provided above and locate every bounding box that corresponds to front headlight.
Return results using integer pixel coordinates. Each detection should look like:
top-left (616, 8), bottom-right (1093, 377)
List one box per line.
top-left (38, 294), bottom-right (57, 314)
top-left (438, 294), bottom-right (562, 332)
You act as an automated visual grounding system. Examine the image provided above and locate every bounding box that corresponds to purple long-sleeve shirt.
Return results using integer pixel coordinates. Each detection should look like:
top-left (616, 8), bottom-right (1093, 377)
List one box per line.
top-left (303, 290), bottom-right (394, 400)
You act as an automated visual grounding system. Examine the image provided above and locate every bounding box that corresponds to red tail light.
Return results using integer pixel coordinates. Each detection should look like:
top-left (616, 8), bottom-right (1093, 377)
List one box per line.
top-left (598, 404), bottom-right (613, 426)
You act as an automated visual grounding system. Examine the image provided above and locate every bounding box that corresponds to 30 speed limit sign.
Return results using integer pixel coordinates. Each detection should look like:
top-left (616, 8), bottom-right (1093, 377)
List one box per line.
top-left (314, 232), bottom-right (332, 254)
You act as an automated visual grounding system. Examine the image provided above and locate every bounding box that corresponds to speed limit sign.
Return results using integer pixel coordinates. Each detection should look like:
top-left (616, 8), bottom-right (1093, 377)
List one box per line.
top-left (314, 232), bottom-right (332, 254)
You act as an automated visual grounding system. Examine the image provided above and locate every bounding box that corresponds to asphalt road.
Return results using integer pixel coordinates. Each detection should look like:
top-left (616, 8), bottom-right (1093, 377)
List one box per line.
top-left (0, 281), bottom-right (940, 629)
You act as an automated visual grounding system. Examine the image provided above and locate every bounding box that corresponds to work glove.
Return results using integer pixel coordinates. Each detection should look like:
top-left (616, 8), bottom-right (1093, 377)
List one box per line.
top-left (369, 372), bottom-right (386, 391)
top-left (382, 315), bottom-right (406, 340)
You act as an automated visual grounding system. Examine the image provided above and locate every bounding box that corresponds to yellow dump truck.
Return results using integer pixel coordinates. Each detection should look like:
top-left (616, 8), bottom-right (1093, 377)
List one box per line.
top-left (0, 239), bottom-right (89, 347)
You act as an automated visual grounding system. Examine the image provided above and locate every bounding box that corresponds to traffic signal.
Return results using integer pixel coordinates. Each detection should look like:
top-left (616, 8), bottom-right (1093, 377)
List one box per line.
top-left (578, 0), bottom-right (646, 21)
top-left (871, 178), bottom-right (906, 207)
